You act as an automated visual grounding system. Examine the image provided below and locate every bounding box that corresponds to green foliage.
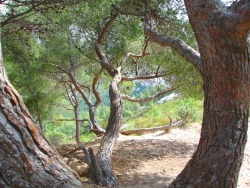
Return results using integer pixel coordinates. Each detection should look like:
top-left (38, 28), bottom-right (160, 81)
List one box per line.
top-left (174, 98), bottom-right (203, 123)
top-left (123, 97), bottom-right (203, 130)
top-left (2, 0), bottom-right (204, 145)
top-left (97, 105), bottom-right (110, 128)
top-left (46, 130), bottom-right (68, 145)
top-left (80, 132), bottom-right (97, 143)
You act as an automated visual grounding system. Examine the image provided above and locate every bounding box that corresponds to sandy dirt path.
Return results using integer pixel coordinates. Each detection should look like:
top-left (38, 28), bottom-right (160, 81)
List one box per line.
top-left (65, 123), bottom-right (250, 188)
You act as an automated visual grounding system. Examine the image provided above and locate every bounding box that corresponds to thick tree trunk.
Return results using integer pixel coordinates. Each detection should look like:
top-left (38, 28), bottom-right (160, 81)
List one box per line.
top-left (169, 1), bottom-right (250, 187)
top-left (170, 51), bottom-right (249, 187)
top-left (96, 67), bottom-right (122, 187)
top-left (0, 80), bottom-right (82, 187)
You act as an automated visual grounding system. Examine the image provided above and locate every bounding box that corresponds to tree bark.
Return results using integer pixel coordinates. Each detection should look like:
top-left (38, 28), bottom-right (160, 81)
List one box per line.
top-left (145, 1), bottom-right (250, 187)
top-left (169, 1), bottom-right (250, 187)
top-left (74, 105), bottom-right (81, 144)
top-left (96, 67), bottom-right (122, 187)
top-left (0, 79), bottom-right (82, 187)
top-left (89, 106), bottom-right (105, 135)
top-left (0, 26), bottom-right (81, 186)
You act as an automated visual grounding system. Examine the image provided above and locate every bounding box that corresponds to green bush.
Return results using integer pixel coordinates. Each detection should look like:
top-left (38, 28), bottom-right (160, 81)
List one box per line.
top-left (80, 132), bottom-right (97, 143)
top-left (122, 97), bottom-right (203, 129)
top-left (46, 131), bottom-right (68, 145)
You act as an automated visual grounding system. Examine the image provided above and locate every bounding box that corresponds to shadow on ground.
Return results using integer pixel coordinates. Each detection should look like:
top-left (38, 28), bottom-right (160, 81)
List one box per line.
top-left (58, 135), bottom-right (198, 187)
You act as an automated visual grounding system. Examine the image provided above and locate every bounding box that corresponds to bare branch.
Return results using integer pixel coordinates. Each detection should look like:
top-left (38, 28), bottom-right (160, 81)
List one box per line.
top-left (121, 86), bottom-right (178, 103)
top-left (95, 12), bottom-right (120, 77)
top-left (144, 28), bottom-right (202, 73)
top-left (95, 44), bottom-right (116, 77)
top-left (97, 13), bottom-right (119, 44)
top-left (121, 71), bottom-right (176, 81)
top-left (71, 40), bottom-right (100, 63)
top-left (50, 63), bottom-right (93, 107)
top-left (64, 83), bottom-right (76, 107)
top-left (56, 118), bottom-right (91, 123)
top-left (92, 69), bottom-right (103, 108)
top-left (120, 38), bottom-right (150, 65)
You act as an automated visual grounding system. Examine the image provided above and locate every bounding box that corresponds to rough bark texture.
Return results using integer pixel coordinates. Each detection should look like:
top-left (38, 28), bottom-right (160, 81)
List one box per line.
top-left (96, 67), bottom-right (122, 187)
top-left (88, 147), bottom-right (104, 184)
top-left (93, 12), bottom-right (122, 187)
top-left (168, 1), bottom-right (250, 187)
top-left (145, 0), bottom-right (249, 187)
top-left (0, 79), bottom-right (82, 187)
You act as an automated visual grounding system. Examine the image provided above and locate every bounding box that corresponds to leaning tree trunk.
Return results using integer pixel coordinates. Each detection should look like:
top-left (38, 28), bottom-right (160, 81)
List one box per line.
top-left (96, 67), bottom-right (122, 187)
top-left (0, 79), bottom-right (82, 187)
top-left (169, 1), bottom-right (250, 187)
top-left (0, 39), bottom-right (81, 187)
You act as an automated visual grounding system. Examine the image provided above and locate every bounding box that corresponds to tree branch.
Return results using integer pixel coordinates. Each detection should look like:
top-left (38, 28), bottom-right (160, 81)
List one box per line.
top-left (121, 86), bottom-right (178, 103)
top-left (120, 38), bottom-right (150, 65)
top-left (51, 63), bottom-right (93, 107)
top-left (56, 118), bottom-right (93, 129)
top-left (121, 71), bottom-right (175, 81)
top-left (97, 13), bottom-right (119, 44)
top-left (95, 44), bottom-right (116, 77)
top-left (120, 113), bottom-right (190, 135)
top-left (144, 27), bottom-right (202, 73)
top-left (92, 69), bottom-right (103, 108)
top-left (230, 0), bottom-right (250, 30)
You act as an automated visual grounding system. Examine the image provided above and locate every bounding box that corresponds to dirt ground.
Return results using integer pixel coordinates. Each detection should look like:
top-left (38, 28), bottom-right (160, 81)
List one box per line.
top-left (59, 123), bottom-right (250, 188)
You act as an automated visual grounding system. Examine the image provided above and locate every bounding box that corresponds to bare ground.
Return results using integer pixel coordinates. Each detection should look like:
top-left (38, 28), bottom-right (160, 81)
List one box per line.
top-left (59, 123), bottom-right (250, 188)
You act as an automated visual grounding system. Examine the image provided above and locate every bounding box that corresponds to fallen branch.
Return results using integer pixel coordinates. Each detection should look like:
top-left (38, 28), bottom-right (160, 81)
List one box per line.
top-left (120, 113), bottom-right (190, 135)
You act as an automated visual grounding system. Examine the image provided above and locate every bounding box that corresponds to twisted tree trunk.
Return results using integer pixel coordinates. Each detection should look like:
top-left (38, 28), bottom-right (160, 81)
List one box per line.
top-left (96, 67), bottom-right (122, 187)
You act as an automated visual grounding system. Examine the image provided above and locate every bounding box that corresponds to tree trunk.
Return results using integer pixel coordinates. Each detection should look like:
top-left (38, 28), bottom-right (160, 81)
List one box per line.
top-left (0, 80), bottom-right (82, 187)
top-left (89, 106), bottom-right (105, 135)
top-left (169, 1), bottom-right (250, 187)
top-left (37, 113), bottom-right (45, 134)
top-left (96, 67), bottom-right (122, 187)
top-left (0, 34), bottom-right (82, 187)
top-left (74, 105), bottom-right (81, 144)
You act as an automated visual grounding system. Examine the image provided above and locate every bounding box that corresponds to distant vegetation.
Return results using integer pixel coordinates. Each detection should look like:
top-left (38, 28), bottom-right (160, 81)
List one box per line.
top-left (44, 93), bottom-right (203, 145)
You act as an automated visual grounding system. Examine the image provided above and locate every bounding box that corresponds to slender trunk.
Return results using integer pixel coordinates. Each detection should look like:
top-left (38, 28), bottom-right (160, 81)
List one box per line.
top-left (89, 106), bottom-right (105, 134)
top-left (74, 104), bottom-right (81, 144)
top-left (37, 113), bottom-right (45, 134)
top-left (96, 68), bottom-right (122, 187)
